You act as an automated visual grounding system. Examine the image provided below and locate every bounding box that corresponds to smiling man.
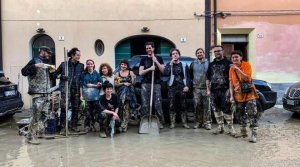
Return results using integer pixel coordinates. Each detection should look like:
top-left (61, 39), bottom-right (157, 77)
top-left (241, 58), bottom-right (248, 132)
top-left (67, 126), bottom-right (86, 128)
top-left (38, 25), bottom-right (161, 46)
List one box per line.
top-left (139, 42), bottom-right (165, 129)
top-left (206, 45), bottom-right (236, 136)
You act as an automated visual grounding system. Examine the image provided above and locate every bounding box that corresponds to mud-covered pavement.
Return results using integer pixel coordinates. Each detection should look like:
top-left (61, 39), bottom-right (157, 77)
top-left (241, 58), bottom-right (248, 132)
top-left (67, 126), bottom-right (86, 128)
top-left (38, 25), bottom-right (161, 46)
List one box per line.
top-left (1, 106), bottom-right (300, 167)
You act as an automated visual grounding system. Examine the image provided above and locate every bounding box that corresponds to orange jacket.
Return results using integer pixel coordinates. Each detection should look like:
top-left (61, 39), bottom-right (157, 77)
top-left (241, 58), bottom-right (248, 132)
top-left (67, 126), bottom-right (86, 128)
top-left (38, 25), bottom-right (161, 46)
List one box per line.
top-left (229, 61), bottom-right (258, 102)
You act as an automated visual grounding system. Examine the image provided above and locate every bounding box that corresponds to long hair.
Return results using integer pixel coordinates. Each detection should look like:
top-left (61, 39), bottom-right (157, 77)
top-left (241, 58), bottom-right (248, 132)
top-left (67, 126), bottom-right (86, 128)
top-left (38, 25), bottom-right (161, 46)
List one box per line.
top-left (99, 63), bottom-right (113, 77)
top-left (83, 59), bottom-right (95, 73)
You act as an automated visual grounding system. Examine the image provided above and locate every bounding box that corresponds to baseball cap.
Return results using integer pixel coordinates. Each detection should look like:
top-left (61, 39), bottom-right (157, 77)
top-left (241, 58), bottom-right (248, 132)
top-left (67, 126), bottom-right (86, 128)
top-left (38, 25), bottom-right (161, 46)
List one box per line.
top-left (39, 46), bottom-right (53, 54)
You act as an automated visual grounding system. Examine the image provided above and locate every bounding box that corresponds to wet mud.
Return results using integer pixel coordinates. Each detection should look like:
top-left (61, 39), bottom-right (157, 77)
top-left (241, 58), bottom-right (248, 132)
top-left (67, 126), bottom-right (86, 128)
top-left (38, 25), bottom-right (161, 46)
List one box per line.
top-left (0, 106), bottom-right (300, 167)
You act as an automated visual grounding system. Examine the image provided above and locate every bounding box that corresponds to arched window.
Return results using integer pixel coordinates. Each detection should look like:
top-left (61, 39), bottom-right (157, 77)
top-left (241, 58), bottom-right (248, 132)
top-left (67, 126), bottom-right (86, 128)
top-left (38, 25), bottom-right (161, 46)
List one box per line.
top-left (32, 35), bottom-right (55, 65)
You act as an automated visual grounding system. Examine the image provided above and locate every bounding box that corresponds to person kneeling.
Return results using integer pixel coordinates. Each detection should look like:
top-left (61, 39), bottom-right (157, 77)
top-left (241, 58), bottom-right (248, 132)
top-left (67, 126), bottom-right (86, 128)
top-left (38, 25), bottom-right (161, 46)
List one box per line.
top-left (99, 82), bottom-right (120, 138)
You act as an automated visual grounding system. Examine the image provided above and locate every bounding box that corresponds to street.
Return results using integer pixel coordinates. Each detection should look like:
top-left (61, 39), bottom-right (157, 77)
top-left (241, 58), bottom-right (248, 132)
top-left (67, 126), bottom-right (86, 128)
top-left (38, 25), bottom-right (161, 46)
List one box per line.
top-left (0, 106), bottom-right (300, 167)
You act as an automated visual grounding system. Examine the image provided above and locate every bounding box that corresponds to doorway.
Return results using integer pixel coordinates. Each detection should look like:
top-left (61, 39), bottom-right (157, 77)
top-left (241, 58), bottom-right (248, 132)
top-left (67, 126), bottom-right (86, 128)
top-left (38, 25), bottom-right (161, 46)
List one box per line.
top-left (32, 34), bottom-right (55, 65)
top-left (221, 34), bottom-right (248, 61)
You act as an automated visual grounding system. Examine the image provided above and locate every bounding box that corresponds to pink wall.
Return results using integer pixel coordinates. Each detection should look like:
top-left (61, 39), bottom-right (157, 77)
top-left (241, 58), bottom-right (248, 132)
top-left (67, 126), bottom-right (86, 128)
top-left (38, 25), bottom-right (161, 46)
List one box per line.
top-left (215, 0), bottom-right (300, 82)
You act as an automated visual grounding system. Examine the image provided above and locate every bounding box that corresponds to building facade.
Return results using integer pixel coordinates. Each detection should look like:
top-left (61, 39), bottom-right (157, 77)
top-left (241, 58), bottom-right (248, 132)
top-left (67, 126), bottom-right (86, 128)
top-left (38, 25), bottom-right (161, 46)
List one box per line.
top-left (1, 0), bottom-right (206, 108)
top-left (210, 0), bottom-right (300, 83)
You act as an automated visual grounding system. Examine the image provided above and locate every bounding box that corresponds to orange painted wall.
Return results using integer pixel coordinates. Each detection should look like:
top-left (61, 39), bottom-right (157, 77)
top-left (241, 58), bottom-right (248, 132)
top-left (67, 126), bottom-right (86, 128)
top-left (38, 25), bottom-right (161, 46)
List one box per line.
top-left (214, 0), bottom-right (300, 82)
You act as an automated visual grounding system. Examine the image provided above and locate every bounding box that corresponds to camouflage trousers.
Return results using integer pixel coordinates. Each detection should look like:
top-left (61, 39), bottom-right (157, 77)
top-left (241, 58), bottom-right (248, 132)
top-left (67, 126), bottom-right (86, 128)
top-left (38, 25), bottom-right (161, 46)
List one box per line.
top-left (168, 87), bottom-right (187, 124)
top-left (211, 89), bottom-right (233, 126)
top-left (236, 99), bottom-right (258, 128)
top-left (28, 95), bottom-right (50, 139)
top-left (141, 83), bottom-right (165, 124)
top-left (193, 88), bottom-right (212, 125)
top-left (60, 87), bottom-right (81, 128)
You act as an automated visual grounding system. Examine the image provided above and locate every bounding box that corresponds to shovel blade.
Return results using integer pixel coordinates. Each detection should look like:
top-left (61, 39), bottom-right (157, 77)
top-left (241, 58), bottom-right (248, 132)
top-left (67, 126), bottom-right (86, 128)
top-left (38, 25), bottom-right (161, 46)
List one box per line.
top-left (139, 115), bottom-right (159, 134)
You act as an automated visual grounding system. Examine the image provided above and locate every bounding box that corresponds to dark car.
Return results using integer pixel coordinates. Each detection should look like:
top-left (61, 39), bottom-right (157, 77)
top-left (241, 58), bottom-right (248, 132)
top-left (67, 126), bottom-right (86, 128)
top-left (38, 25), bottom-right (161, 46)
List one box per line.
top-left (116, 55), bottom-right (277, 121)
top-left (282, 82), bottom-right (300, 113)
top-left (0, 71), bottom-right (24, 117)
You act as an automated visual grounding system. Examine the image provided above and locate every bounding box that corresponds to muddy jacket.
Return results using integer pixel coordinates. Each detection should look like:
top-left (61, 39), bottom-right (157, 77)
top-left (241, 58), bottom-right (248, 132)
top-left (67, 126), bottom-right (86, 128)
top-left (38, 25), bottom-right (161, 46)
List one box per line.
top-left (190, 59), bottom-right (209, 89)
top-left (164, 62), bottom-right (191, 89)
top-left (21, 56), bottom-right (51, 94)
top-left (54, 60), bottom-right (84, 92)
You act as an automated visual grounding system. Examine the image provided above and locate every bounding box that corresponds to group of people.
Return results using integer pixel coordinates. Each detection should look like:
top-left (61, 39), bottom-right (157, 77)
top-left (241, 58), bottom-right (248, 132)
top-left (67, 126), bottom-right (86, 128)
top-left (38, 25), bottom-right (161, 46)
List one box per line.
top-left (21, 42), bottom-right (259, 145)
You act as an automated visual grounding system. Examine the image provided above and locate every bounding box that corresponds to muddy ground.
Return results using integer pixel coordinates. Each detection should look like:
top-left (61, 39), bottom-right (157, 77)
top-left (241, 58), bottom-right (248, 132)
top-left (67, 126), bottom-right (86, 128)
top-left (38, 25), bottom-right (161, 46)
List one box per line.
top-left (0, 106), bottom-right (300, 167)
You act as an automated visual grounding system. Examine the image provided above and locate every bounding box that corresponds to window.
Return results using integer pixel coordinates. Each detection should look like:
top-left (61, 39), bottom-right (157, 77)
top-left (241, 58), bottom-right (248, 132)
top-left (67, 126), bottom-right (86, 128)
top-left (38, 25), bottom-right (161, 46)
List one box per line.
top-left (95, 39), bottom-right (104, 56)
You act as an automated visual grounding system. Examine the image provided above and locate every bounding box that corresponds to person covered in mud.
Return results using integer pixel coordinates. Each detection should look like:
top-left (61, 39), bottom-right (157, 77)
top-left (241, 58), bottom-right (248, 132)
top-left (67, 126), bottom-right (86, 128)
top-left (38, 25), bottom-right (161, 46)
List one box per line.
top-left (206, 45), bottom-right (236, 136)
top-left (229, 50), bottom-right (259, 143)
top-left (139, 42), bottom-right (165, 129)
top-left (190, 48), bottom-right (212, 130)
top-left (80, 59), bottom-right (102, 133)
top-left (21, 46), bottom-right (53, 145)
top-left (164, 48), bottom-right (191, 129)
top-left (114, 59), bottom-right (137, 132)
top-left (54, 47), bottom-right (84, 134)
top-left (99, 82), bottom-right (120, 138)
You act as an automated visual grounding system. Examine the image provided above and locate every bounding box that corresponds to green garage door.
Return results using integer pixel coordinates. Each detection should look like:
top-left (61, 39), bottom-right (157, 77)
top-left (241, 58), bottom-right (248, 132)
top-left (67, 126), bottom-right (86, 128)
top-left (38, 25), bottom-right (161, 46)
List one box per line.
top-left (115, 35), bottom-right (175, 67)
top-left (115, 41), bottom-right (131, 67)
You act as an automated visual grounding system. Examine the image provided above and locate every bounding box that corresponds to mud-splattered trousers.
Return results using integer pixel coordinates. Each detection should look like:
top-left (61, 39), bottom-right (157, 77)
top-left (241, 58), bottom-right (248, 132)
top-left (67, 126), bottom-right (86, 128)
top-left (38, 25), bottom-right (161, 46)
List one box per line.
top-left (85, 100), bottom-right (100, 129)
top-left (211, 89), bottom-right (234, 127)
top-left (193, 88), bottom-right (211, 126)
top-left (60, 87), bottom-right (81, 128)
top-left (168, 86), bottom-right (188, 125)
top-left (236, 99), bottom-right (258, 128)
top-left (21, 56), bottom-right (52, 139)
top-left (140, 83), bottom-right (165, 124)
top-left (28, 95), bottom-right (50, 138)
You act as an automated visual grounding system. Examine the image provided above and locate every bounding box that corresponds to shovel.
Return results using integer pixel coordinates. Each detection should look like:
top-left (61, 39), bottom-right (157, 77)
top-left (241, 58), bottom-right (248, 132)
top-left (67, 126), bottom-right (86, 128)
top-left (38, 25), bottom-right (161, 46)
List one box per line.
top-left (139, 64), bottom-right (159, 134)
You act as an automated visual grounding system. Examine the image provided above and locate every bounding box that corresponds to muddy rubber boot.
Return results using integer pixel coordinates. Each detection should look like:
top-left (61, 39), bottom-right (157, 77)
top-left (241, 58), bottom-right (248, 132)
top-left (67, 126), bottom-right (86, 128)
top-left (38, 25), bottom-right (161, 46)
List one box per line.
top-left (70, 126), bottom-right (80, 133)
top-left (224, 113), bottom-right (236, 136)
top-left (27, 136), bottom-right (40, 145)
top-left (249, 127), bottom-right (257, 143)
top-left (122, 126), bottom-right (128, 132)
top-left (213, 111), bottom-right (225, 135)
top-left (109, 120), bottom-right (115, 137)
top-left (204, 124), bottom-right (212, 130)
top-left (37, 131), bottom-right (46, 139)
top-left (159, 123), bottom-right (164, 129)
top-left (99, 126), bottom-right (107, 138)
top-left (235, 127), bottom-right (248, 138)
top-left (59, 127), bottom-right (70, 136)
top-left (193, 122), bottom-right (201, 129)
top-left (170, 123), bottom-right (175, 129)
top-left (227, 124), bottom-right (237, 137)
top-left (213, 124), bottom-right (224, 135)
top-left (182, 123), bottom-right (190, 129)
top-left (181, 112), bottom-right (189, 129)
top-left (169, 114), bottom-right (176, 129)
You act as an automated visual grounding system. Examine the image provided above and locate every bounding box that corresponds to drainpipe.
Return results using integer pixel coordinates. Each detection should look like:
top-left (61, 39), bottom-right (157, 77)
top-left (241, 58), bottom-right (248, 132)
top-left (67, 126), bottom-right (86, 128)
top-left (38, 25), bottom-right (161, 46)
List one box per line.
top-left (205, 0), bottom-right (211, 59)
top-left (0, 1), bottom-right (2, 70)
top-left (213, 0), bottom-right (217, 46)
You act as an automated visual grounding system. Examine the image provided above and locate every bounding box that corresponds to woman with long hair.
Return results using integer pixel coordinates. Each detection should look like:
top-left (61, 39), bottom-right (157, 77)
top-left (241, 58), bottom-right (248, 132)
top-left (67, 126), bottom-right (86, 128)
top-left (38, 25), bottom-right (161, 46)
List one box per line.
top-left (80, 59), bottom-right (102, 132)
top-left (99, 63), bottom-right (115, 95)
